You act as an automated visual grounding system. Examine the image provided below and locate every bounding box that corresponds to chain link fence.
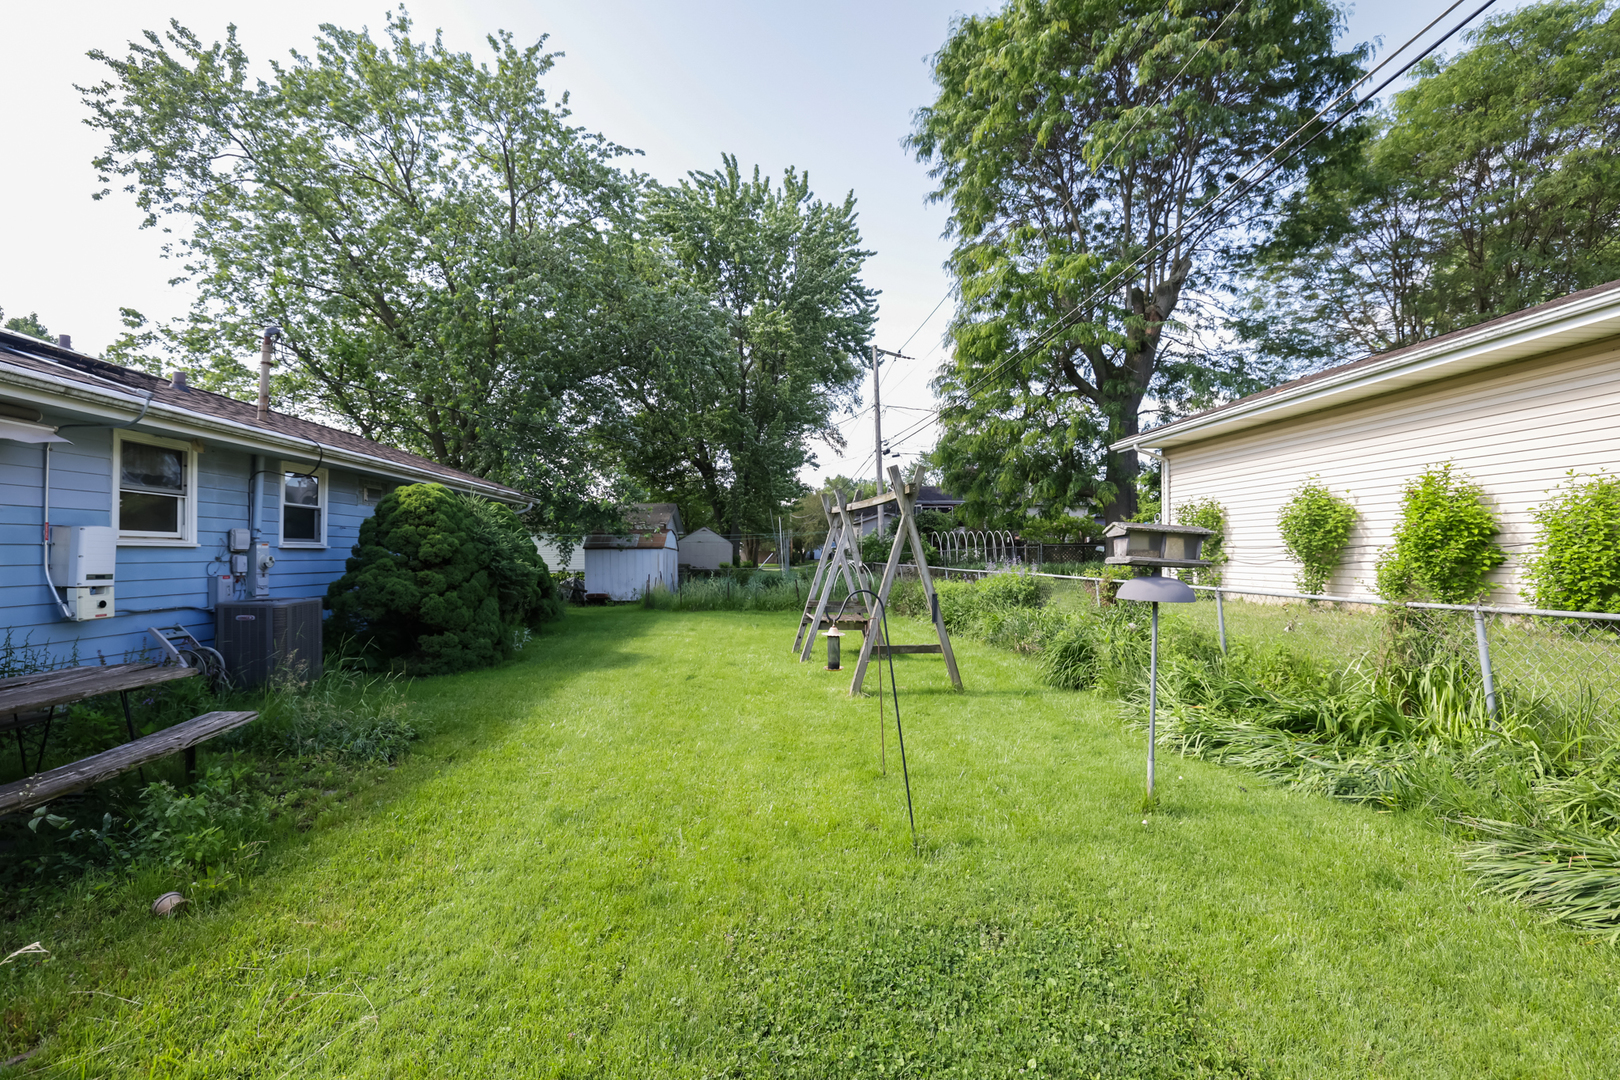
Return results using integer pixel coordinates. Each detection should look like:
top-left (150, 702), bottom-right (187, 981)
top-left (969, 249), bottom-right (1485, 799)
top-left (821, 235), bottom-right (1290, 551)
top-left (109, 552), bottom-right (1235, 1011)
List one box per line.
top-left (1028, 572), bottom-right (1620, 725)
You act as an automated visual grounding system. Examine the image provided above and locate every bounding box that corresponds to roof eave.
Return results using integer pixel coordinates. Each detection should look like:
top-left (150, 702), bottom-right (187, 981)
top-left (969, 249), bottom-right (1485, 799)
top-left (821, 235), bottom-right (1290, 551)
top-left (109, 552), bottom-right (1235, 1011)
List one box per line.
top-left (0, 358), bottom-right (528, 503)
top-left (1110, 286), bottom-right (1620, 453)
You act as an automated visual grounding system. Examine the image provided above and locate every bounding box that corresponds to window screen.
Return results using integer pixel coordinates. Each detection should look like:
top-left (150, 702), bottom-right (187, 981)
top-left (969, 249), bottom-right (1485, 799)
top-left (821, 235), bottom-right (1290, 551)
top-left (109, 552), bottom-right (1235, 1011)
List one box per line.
top-left (119, 441), bottom-right (187, 536)
top-left (283, 472), bottom-right (322, 542)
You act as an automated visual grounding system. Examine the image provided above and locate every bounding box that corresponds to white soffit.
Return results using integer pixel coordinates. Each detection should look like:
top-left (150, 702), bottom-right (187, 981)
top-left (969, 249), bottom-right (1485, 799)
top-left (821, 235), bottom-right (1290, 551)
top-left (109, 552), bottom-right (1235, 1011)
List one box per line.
top-left (1121, 289), bottom-right (1620, 450)
top-left (0, 416), bottom-right (71, 443)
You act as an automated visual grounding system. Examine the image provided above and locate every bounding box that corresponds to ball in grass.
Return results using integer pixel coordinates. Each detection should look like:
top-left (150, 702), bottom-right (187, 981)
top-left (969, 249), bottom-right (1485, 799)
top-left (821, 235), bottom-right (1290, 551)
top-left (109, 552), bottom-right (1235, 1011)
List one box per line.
top-left (150, 892), bottom-right (188, 917)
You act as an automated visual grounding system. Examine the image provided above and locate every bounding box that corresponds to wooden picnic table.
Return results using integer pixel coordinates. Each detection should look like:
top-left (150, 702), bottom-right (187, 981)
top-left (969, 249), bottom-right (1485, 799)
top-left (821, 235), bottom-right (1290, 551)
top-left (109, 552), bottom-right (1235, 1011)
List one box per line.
top-left (1, 662), bottom-right (200, 774)
top-left (0, 662), bottom-right (257, 815)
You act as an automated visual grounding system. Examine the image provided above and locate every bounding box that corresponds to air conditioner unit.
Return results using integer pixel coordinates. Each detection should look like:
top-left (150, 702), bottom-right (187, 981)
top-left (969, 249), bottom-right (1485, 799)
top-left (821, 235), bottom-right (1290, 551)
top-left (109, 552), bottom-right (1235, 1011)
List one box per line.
top-left (215, 597), bottom-right (324, 688)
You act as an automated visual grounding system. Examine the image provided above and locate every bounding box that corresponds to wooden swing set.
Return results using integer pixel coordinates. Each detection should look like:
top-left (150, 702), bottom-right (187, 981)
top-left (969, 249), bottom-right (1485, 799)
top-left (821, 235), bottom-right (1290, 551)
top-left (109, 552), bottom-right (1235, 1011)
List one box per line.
top-left (793, 465), bottom-right (962, 694)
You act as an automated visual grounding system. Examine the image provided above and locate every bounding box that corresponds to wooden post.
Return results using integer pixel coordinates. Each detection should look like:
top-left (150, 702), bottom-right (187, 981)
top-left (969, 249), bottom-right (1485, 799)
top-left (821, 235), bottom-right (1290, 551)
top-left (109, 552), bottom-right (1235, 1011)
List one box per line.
top-left (793, 494), bottom-right (837, 653)
top-left (799, 492), bottom-right (863, 663)
top-left (848, 468), bottom-right (911, 694)
top-left (902, 466), bottom-right (962, 689)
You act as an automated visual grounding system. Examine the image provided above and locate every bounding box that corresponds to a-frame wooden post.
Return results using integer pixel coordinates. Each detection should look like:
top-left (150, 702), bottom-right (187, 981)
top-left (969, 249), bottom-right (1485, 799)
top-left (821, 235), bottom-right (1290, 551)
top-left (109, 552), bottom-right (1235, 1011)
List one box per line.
top-left (846, 465), bottom-right (963, 694)
top-left (799, 490), bottom-right (867, 663)
top-left (793, 494), bottom-right (837, 654)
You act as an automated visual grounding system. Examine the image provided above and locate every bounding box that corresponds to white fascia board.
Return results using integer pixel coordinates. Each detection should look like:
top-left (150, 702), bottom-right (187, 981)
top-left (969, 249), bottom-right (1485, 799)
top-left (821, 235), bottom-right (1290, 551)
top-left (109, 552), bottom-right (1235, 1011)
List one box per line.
top-left (0, 359), bottom-right (527, 502)
top-left (1110, 289), bottom-right (1620, 452)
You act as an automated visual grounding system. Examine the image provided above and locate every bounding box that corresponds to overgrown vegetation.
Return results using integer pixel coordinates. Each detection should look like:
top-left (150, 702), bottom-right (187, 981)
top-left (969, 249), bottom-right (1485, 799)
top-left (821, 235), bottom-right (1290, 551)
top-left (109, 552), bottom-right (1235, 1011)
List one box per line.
top-left (640, 571), bottom-right (810, 612)
top-left (1524, 471), bottom-right (1620, 613)
top-left (891, 569), bottom-right (1620, 938)
top-left (1277, 479), bottom-right (1357, 594)
top-left (326, 484), bottom-right (561, 674)
top-left (1, 664), bottom-right (422, 913)
top-left (1376, 463), bottom-right (1506, 602)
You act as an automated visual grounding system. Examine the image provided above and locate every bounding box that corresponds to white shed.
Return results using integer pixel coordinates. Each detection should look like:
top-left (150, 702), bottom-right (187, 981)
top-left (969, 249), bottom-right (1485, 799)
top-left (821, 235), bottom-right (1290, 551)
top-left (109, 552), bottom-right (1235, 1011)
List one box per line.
top-left (584, 528), bottom-right (678, 601)
top-left (1113, 280), bottom-right (1620, 605)
top-left (679, 526), bottom-right (731, 570)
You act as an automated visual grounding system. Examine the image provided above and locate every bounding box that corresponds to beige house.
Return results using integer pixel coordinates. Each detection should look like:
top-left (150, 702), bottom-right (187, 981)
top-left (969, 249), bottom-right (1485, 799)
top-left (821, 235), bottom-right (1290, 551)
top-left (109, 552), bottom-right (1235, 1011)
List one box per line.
top-left (1115, 280), bottom-right (1620, 607)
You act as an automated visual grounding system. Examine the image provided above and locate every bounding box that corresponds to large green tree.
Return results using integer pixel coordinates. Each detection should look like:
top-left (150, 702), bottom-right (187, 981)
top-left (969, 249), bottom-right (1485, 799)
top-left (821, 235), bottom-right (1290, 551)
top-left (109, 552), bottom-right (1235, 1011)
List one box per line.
top-left (82, 12), bottom-right (639, 532)
top-left (909, 0), bottom-right (1365, 521)
top-left (610, 157), bottom-right (877, 562)
top-left (1240, 0), bottom-right (1620, 371)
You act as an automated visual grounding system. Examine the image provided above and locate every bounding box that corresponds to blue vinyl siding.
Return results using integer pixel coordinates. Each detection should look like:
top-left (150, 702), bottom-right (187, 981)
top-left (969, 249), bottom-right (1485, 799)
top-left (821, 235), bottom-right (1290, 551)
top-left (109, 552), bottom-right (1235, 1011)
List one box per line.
top-left (1, 409), bottom-right (388, 670)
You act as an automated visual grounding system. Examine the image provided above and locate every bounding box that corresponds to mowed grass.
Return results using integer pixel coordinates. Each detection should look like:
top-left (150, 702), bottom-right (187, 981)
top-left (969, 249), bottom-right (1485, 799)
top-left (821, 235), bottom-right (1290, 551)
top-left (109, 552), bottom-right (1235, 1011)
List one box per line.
top-left (5, 607), bottom-right (1620, 1077)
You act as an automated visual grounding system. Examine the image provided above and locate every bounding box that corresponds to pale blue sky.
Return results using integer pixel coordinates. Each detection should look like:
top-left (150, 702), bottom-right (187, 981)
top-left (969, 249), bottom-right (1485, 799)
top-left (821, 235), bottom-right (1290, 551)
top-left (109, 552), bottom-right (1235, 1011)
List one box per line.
top-left (0, 1), bottom-right (1518, 484)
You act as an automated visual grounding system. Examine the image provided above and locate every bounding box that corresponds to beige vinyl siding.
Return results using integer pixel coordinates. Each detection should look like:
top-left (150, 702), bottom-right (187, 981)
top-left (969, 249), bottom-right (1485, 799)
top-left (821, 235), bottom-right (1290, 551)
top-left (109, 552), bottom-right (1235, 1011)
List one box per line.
top-left (1163, 338), bottom-right (1620, 604)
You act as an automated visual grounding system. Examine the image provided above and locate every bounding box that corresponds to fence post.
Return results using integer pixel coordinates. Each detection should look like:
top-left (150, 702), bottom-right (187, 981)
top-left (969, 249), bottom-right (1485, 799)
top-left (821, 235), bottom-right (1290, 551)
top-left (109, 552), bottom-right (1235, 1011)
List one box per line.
top-left (1215, 588), bottom-right (1227, 654)
top-left (1473, 607), bottom-right (1499, 723)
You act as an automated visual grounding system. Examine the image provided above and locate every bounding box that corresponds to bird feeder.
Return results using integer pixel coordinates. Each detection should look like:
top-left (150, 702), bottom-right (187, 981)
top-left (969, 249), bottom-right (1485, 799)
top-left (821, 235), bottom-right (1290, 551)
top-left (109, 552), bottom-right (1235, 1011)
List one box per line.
top-left (824, 628), bottom-right (844, 671)
top-left (1104, 521), bottom-right (1213, 803)
top-left (1103, 521), bottom-right (1212, 572)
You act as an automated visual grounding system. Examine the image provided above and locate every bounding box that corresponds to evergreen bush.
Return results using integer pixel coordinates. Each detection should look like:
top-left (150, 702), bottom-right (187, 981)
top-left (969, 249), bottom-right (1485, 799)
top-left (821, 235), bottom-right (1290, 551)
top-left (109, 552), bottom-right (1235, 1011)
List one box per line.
top-left (1277, 480), bottom-right (1357, 595)
top-left (1523, 472), bottom-right (1620, 613)
top-left (326, 483), bottom-right (561, 674)
top-left (1375, 463), bottom-right (1505, 603)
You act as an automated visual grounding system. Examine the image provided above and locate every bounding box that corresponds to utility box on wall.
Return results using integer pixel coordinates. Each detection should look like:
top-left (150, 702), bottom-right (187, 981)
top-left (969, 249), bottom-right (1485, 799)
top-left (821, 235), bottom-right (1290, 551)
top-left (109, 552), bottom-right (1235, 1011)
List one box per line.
top-left (215, 597), bottom-right (324, 688)
top-left (49, 525), bottom-right (117, 621)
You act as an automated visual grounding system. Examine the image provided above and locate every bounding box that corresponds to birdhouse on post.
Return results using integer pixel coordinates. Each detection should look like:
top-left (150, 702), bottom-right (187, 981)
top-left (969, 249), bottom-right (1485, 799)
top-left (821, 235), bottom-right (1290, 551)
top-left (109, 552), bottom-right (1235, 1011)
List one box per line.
top-left (1102, 521), bottom-right (1212, 575)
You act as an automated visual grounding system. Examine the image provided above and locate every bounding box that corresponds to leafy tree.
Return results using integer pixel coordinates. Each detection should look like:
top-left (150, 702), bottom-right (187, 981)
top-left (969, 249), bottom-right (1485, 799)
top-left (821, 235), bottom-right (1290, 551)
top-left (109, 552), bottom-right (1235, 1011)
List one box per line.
top-left (909, 0), bottom-right (1365, 520)
top-left (1, 307), bottom-right (52, 341)
top-left (1523, 472), bottom-right (1620, 613)
top-left (81, 12), bottom-right (639, 534)
top-left (611, 157), bottom-right (877, 564)
top-left (1277, 480), bottom-right (1356, 594)
top-left (1376, 464), bottom-right (1505, 603)
top-left (326, 483), bottom-right (559, 674)
top-left (1241, 1), bottom-right (1620, 371)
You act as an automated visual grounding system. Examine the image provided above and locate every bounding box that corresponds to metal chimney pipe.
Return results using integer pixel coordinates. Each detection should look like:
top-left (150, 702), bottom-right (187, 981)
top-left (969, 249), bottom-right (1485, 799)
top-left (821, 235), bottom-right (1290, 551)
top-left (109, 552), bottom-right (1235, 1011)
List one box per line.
top-left (257, 324), bottom-right (281, 421)
top-left (56, 334), bottom-right (72, 350)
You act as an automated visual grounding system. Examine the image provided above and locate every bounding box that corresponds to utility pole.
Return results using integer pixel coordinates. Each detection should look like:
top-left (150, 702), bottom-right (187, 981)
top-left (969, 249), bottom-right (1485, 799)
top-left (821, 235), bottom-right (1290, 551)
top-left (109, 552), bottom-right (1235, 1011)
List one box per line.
top-left (872, 345), bottom-right (884, 539)
top-left (869, 346), bottom-right (913, 543)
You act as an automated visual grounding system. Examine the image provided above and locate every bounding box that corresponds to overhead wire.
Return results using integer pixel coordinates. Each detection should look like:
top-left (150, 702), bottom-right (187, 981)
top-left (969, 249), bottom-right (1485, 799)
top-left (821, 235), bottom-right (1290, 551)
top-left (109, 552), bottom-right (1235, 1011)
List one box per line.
top-left (876, 0), bottom-right (1492, 455)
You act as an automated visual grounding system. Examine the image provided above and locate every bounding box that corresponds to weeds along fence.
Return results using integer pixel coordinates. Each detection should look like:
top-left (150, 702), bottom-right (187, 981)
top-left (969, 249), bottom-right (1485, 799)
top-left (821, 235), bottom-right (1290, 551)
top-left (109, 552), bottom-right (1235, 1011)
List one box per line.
top-left (903, 564), bottom-right (1620, 729)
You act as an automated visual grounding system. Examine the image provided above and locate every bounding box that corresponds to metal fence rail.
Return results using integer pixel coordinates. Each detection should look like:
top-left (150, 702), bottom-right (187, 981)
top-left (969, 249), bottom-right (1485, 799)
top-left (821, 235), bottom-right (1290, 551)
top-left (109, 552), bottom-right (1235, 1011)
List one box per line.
top-left (890, 561), bottom-right (1620, 724)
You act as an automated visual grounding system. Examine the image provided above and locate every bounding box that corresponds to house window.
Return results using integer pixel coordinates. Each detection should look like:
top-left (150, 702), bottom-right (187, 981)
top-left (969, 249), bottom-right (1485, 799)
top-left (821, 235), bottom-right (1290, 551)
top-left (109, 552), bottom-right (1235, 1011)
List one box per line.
top-left (115, 432), bottom-right (197, 544)
top-left (280, 464), bottom-right (328, 547)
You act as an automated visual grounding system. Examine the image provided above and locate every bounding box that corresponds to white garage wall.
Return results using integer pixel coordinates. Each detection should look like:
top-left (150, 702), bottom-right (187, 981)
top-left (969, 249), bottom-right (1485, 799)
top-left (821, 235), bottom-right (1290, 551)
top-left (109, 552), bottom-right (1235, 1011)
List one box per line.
top-left (1164, 339), bottom-right (1620, 605)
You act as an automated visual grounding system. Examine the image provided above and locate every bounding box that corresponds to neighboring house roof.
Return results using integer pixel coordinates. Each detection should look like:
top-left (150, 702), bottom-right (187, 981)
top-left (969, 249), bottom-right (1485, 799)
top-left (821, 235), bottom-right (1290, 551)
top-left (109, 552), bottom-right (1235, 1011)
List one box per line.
top-left (584, 529), bottom-right (677, 550)
top-left (0, 329), bottom-right (525, 501)
top-left (628, 502), bottom-right (682, 534)
top-left (851, 485), bottom-right (963, 519)
top-left (1114, 278), bottom-right (1620, 452)
top-left (680, 527), bottom-right (728, 543)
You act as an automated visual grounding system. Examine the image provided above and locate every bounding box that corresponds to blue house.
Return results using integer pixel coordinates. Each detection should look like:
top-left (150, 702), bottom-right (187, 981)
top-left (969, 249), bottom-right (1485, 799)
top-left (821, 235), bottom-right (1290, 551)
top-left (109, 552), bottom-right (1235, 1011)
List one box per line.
top-left (0, 329), bottom-right (524, 670)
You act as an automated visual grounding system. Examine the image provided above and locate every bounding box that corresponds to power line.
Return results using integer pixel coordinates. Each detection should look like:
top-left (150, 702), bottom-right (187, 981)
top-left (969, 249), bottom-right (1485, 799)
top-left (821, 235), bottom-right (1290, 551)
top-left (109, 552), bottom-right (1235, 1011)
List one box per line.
top-left (878, 0), bottom-right (1492, 454)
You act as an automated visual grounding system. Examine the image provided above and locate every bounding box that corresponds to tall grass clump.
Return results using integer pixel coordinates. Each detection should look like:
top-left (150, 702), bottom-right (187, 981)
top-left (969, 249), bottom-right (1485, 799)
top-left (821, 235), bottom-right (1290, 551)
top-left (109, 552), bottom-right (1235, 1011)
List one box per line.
top-left (641, 571), bottom-right (811, 612)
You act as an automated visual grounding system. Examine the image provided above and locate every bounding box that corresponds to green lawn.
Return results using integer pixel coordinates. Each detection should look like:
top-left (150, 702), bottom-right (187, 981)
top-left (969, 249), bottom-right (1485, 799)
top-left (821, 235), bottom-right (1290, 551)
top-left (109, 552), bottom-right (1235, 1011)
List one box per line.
top-left (5, 606), bottom-right (1619, 1077)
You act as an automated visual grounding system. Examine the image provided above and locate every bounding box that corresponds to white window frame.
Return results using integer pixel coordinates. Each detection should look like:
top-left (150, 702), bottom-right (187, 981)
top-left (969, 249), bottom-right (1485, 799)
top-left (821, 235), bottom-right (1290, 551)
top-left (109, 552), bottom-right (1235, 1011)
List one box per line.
top-left (278, 461), bottom-right (329, 549)
top-left (113, 431), bottom-right (199, 546)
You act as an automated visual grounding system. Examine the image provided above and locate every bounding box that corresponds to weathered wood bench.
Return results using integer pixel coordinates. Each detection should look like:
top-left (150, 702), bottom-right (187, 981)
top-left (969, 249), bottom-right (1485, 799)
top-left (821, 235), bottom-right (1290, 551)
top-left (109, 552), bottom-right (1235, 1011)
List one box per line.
top-left (0, 662), bottom-right (201, 773)
top-left (0, 710), bottom-right (258, 816)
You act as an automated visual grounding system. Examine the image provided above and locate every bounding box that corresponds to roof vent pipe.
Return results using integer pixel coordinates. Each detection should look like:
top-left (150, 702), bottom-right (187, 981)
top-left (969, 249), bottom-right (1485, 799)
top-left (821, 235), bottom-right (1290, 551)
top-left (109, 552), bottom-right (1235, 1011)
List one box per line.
top-left (257, 324), bottom-right (281, 421)
top-left (56, 334), bottom-right (72, 350)
top-left (170, 370), bottom-right (188, 391)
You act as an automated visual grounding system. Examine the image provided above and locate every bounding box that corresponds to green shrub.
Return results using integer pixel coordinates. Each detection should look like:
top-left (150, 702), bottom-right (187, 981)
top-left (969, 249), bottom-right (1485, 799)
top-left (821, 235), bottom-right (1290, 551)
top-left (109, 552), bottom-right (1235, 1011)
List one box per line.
top-left (1523, 472), bottom-right (1620, 613)
top-left (1375, 464), bottom-right (1506, 603)
top-left (1277, 480), bottom-right (1356, 595)
top-left (326, 484), bottom-right (561, 674)
top-left (1173, 498), bottom-right (1226, 586)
